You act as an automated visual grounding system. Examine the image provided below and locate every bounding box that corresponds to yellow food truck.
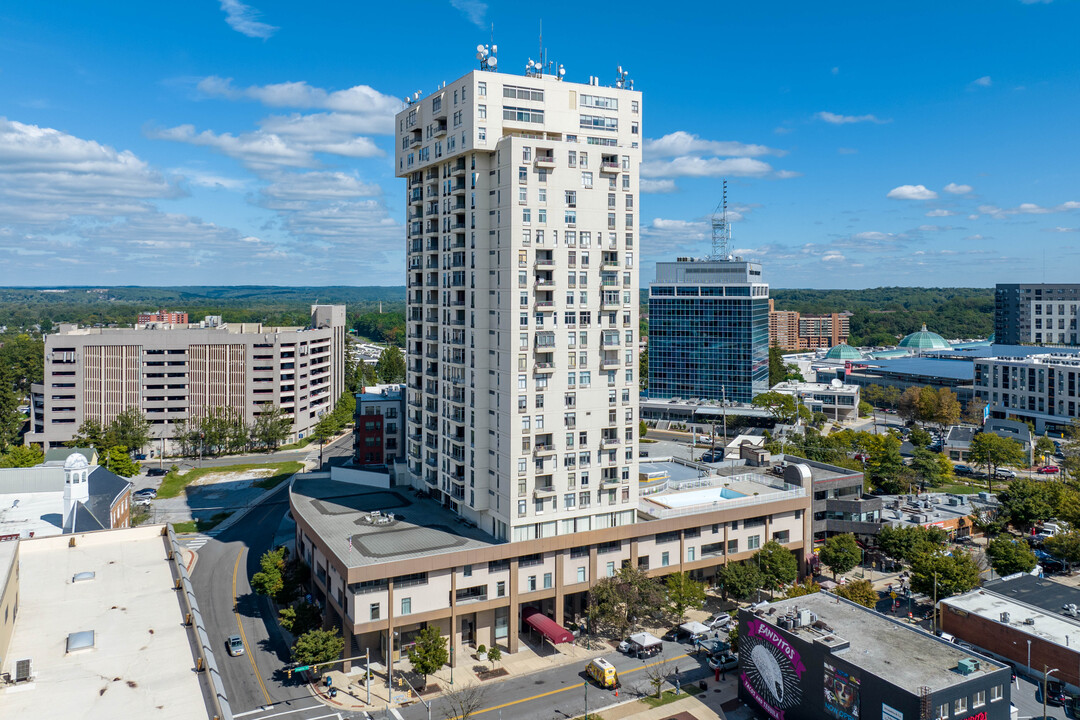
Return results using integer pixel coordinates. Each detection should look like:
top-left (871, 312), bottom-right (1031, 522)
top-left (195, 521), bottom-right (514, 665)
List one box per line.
top-left (586, 657), bottom-right (619, 688)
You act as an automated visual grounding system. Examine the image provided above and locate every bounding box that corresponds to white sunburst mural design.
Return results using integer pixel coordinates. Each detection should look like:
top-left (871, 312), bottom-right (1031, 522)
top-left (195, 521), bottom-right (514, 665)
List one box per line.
top-left (739, 618), bottom-right (806, 719)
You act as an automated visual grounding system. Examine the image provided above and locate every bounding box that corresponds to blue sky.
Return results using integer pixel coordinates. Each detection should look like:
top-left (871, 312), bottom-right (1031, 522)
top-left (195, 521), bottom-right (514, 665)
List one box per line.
top-left (0, 0), bottom-right (1077, 288)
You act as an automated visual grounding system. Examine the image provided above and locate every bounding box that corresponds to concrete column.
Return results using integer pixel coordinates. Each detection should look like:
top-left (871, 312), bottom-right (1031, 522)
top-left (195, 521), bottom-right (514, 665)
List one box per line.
top-left (386, 577), bottom-right (396, 665)
top-left (449, 568), bottom-right (458, 668)
top-left (342, 618), bottom-right (354, 672)
top-left (508, 558), bottom-right (520, 653)
top-left (679, 532), bottom-right (686, 572)
top-left (629, 538), bottom-right (638, 568)
top-left (554, 551), bottom-right (565, 626)
top-left (589, 546), bottom-right (598, 586)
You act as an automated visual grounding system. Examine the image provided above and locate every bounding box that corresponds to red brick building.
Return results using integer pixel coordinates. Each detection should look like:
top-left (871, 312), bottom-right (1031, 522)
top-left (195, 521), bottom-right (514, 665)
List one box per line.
top-left (137, 310), bottom-right (188, 325)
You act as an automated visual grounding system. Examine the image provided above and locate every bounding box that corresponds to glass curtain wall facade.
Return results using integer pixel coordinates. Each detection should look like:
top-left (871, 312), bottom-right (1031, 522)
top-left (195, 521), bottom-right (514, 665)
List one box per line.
top-left (648, 259), bottom-right (769, 404)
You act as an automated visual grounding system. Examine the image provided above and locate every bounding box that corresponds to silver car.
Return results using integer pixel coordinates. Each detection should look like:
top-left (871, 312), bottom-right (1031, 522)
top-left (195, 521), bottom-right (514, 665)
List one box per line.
top-left (226, 635), bottom-right (245, 657)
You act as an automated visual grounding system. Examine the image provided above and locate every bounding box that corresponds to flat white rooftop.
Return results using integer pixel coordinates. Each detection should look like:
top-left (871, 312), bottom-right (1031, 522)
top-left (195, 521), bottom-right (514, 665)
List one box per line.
top-left (943, 588), bottom-right (1080, 651)
top-left (1, 526), bottom-right (207, 719)
top-left (0, 491), bottom-right (65, 538)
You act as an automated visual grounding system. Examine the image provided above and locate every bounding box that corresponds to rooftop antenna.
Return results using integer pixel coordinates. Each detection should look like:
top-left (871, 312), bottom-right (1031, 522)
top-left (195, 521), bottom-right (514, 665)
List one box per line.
top-left (710, 179), bottom-right (731, 260)
top-left (476, 42), bottom-right (498, 71)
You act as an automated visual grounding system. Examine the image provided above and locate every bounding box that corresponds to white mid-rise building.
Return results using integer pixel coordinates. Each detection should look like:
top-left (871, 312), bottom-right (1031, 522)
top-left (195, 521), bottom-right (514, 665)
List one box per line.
top-left (396, 61), bottom-right (642, 542)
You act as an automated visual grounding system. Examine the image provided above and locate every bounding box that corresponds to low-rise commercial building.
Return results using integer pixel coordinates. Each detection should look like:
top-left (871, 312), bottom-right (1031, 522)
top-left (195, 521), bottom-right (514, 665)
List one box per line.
top-left (790, 457), bottom-right (882, 545)
top-left (136, 310), bottom-right (188, 325)
top-left (0, 526), bottom-right (214, 719)
top-left (27, 304), bottom-right (346, 449)
top-left (877, 492), bottom-right (996, 539)
top-left (944, 426), bottom-right (977, 462)
top-left (738, 592), bottom-right (1011, 720)
top-left (818, 356), bottom-right (976, 408)
top-left (772, 380), bottom-right (860, 424)
top-left (942, 575), bottom-right (1080, 692)
top-left (292, 463), bottom-right (812, 668)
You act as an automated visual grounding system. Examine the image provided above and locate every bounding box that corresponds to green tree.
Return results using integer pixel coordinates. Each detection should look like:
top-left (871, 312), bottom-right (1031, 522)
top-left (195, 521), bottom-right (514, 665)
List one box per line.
top-left (875, 525), bottom-right (948, 563)
top-left (910, 448), bottom-right (954, 487)
top-left (716, 561), bottom-right (764, 601)
top-left (279, 601), bottom-right (322, 636)
top-left (639, 420), bottom-right (648, 438)
top-left (69, 418), bottom-right (108, 454)
top-left (375, 345), bottom-right (406, 383)
top-left (251, 547), bottom-right (286, 599)
top-left (969, 433), bottom-right (1026, 493)
top-left (253, 405), bottom-right (293, 451)
top-left (865, 433), bottom-right (907, 493)
top-left (485, 644), bottom-right (501, 670)
top-left (833, 579), bottom-right (879, 608)
top-left (985, 537), bottom-right (1038, 576)
top-left (408, 625), bottom-right (449, 687)
top-left (908, 427), bottom-right (933, 449)
top-left (0, 444), bottom-right (44, 468)
top-left (104, 445), bottom-right (139, 477)
top-left (1044, 532), bottom-right (1080, 573)
top-left (588, 565), bottom-right (665, 635)
top-left (997, 478), bottom-right (1054, 531)
top-left (930, 389), bottom-right (962, 435)
top-left (639, 350), bottom-right (648, 391)
top-left (665, 571), bottom-right (706, 621)
top-left (0, 369), bottom-right (22, 452)
top-left (753, 540), bottom-right (798, 591)
top-left (910, 551), bottom-right (981, 600)
top-left (752, 391), bottom-right (800, 424)
top-left (898, 386), bottom-right (922, 424)
top-left (0, 333), bottom-right (44, 394)
top-left (819, 533), bottom-right (861, 579)
top-left (858, 401), bottom-right (873, 418)
top-left (784, 577), bottom-right (821, 598)
top-left (1034, 436), bottom-right (1057, 465)
top-left (291, 628), bottom-right (345, 668)
top-left (110, 407), bottom-right (151, 454)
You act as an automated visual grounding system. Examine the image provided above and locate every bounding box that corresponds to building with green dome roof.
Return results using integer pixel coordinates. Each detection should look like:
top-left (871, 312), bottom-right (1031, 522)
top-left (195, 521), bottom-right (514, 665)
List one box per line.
top-left (897, 324), bottom-right (952, 351)
top-left (823, 342), bottom-right (864, 360)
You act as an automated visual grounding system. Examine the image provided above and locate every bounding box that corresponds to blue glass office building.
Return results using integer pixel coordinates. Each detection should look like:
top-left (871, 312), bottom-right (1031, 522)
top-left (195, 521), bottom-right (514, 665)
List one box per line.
top-left (648, 257), bottom-right (769, 404)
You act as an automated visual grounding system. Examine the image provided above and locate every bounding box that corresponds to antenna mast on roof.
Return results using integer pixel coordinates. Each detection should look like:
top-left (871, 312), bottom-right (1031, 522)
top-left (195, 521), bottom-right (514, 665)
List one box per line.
top-left (710, 179), bottom-right (731, 260)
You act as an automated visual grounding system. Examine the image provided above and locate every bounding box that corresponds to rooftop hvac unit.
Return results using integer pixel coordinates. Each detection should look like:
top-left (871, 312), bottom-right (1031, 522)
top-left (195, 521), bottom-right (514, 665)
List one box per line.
top-left (797, 609), bottom-right (815, 627)
top-left (948, 497), bottom-right (959, 506)
top-left (13, 658), bottom-right (31, 683)
top-left (1024, 617), bottom-right (1036, 625)
top-left (957, 658), bottom-right (980, 675)
top-left (1000, 612), bottom-right (1011, 623)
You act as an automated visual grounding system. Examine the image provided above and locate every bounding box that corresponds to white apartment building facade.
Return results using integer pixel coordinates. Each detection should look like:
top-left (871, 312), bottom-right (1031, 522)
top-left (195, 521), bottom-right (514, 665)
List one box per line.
top-left (27, 305), bottom-right (346, 449)
top-left (974, 352), bottom-right (1080, 434)
top-left (395, 66), bottom-right (642, 543)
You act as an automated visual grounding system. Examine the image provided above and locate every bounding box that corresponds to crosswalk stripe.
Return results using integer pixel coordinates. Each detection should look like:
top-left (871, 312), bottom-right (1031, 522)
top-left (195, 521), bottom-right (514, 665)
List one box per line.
top-left (389, 709), bottom-right (404, 720)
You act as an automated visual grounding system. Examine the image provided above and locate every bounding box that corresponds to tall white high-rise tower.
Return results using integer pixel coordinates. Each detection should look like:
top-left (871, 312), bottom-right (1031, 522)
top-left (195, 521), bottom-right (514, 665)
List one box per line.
top-left (395, 57), bottom-right (642, 542)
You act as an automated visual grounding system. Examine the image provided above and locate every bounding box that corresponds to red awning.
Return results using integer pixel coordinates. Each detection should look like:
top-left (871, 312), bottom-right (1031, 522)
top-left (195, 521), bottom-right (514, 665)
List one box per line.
top-left (522, 608), bottom-right (574, 645)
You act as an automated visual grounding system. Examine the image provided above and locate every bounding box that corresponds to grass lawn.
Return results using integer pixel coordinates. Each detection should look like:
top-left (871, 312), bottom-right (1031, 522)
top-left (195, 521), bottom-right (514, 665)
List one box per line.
top-left (277, 437), bottom-right (312, 451)
top-left (640, 684), bottom-right (702, 709)
top-left (171, 511), bottom-right (232, 534)
top-left (156, 461), bottom-right (304, 499)
top-left (934, 481), bottom-right (994, 495)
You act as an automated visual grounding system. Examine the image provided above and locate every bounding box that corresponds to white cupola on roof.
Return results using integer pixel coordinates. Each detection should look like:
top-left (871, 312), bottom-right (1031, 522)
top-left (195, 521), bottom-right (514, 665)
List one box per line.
top-left (63, 452), bottom-right (91, 523)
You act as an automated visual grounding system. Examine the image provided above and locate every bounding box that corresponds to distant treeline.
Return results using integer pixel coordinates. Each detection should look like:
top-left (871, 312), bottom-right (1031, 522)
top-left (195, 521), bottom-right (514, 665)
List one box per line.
top-left (770, 287), bottom-right (994, 345)
top-left (2, 285), bottom-right (993, 349)
top-left (0, 286), bottom-right (407, 336)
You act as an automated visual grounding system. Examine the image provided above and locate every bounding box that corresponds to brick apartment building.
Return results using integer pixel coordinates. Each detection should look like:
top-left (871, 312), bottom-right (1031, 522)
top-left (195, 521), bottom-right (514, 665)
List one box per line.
top-left (768, 299), bottom-right (850, 351)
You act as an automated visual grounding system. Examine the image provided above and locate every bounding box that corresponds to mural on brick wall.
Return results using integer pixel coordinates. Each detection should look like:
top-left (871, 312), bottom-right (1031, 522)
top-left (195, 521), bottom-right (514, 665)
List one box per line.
top-left (740, 619), bottom-right (805, 719)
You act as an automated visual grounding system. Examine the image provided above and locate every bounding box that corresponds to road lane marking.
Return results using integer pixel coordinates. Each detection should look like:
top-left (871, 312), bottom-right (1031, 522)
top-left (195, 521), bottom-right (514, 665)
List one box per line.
top-left (451, 652), bottom-right (691, 719)
top-left (390, 709), bottom-right (405, 720)
top-left (233, 548), bottom-right (273, 707)
top-left (236, 705), bottom-right (333, 720)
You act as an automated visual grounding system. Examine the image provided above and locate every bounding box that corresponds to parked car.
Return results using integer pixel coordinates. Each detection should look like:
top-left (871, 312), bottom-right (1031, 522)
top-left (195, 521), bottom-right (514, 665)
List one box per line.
top-left (705, 612), bottom-right (732, 631)
top-left (954, 465), bottom-right (974, 476)
top-left (707, 652), bottom-right (739, 672)
top-left (146, 467), bottom-right (168, 477)
top-left (226, 635), bottom-right (245, 657)
top-left (132, 488), bottom-right (157, 501)
top-left (995, 469), bottom-right (1017, 479)
top-left (701, 452), bottom-right (722, 463)
top-left (1039, 466), bottom-right (1061, 475)
top-left (639, 450), bottom-right (649, 457)
top-left (1045, 679), bottom-right (1067, 706)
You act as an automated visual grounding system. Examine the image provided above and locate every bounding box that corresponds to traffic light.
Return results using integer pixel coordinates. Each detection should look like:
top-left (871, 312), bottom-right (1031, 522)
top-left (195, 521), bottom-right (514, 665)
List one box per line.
top-left (286, 668), bottom-right (292, 679)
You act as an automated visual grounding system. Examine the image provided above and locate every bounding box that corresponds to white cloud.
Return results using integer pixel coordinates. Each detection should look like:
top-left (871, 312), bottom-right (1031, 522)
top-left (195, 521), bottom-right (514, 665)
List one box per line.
top-left (0, 117), bottom-right (180, 225)
top-left (852, 231), bottom-right (895, 241)
top-left (640, 179), bottom-right (677, 194)
top-left (971, 76), bottom-right (992, 88)
top-left (837, 147), bottom-right (858, 155)
top-left (978, 201), bottom-right (1080, 218)
top-left (816, 111), bottom-right (890, 125)
top-left (174, 169), bottom-right (248, 191)
top-left (944, 182), bottom-right (973, 194)
top-left (1045, 227), bottom-right (1079, 233)
top-left (196, 77), bottom-right (399, 123)
top-left (644, 132), bottom-right (785, 159)
top-left (450, 0), bottom-right (487, 27)
top-left (887, 184), bottom-right (938, 200)
top-left (219, 0), bottom-right (277, 39)
top-left (149, 124), bottom-right (316, 170)
top-left (925, 209), bottom-right (956, 217)
top-left (642, 156), bottom-right (774, 179)
top-left (821, 251), bottom-right (845, 262)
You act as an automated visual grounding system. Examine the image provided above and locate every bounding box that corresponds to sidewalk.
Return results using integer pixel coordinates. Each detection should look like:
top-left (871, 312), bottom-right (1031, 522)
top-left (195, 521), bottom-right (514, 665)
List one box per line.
top-left (304, 633), bottom-right (614, 712)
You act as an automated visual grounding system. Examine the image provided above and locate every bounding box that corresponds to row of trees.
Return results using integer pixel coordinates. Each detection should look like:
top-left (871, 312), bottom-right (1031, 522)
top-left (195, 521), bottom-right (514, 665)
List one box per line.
top-left (170, 406), bottom-right (294, 456)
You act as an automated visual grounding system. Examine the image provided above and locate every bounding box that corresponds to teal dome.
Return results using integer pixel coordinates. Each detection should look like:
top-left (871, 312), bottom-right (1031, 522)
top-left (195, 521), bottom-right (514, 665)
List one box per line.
top-left (824, 342), bottom-right (864, 360)
top-left (898, 324), bottom-right (951, 350)
top-left (987, 332), bottom-right (995, 343)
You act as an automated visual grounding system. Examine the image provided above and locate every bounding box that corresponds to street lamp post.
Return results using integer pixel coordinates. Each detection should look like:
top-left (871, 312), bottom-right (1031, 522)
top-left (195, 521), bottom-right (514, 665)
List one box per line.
top-left (1027, 639), bottom-right (1032, 675)
top-left (1043, 665), bottom-right (1060, 720)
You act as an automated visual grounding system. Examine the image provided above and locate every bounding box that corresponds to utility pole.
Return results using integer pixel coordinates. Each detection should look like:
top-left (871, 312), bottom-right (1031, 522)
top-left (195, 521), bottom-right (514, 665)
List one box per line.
top-left (1043, 665), bottom-right (1059, 720)
top-left (366, 648), bottom-right (371, 705)
top-left (932, 572), bottom-right (938, 634)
